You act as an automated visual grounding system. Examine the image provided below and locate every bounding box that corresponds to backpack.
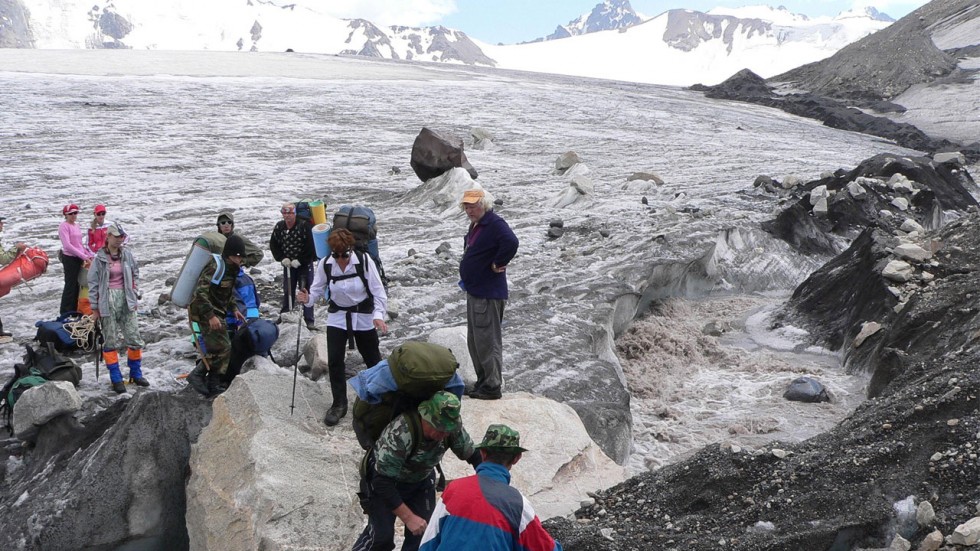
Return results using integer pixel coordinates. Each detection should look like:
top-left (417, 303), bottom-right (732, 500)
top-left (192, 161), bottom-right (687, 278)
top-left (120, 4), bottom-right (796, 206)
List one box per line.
top-left (1, 343), bottom-right (82, 435)
top-left (351, 341), bottom-right (460, 451)
top-left (295, 201), bottom-right (313, 225)
top-left (34, 311), bottom-right (91, 353)
top-left (333, 205), bottom-right (389, 288)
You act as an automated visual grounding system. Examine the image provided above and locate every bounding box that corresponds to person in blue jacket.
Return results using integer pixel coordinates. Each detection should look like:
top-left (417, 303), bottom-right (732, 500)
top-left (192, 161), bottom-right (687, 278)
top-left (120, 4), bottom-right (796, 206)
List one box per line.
top-left (419, 424), bottom-right (562, 551)
top-left (458, 188), bottom-right (519, 400)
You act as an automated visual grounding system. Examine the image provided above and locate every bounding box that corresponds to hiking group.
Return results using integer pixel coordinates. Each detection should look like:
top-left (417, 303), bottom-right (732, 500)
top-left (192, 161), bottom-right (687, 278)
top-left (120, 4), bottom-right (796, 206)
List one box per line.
top-left (1, 187), bottom-right (565, 550)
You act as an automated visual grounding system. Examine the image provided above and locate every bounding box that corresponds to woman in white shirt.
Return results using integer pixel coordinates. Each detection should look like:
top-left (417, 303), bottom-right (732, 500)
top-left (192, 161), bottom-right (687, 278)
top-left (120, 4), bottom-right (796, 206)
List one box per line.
top-left (298, 228), bottom-right (387, 427)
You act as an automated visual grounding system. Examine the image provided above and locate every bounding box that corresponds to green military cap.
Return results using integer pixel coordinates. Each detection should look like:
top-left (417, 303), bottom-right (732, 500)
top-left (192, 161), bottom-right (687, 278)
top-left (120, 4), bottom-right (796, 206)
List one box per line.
top-left (418, 391), bottom-right (462, 432)
top-left (475, 423), bottom-right (528, 453)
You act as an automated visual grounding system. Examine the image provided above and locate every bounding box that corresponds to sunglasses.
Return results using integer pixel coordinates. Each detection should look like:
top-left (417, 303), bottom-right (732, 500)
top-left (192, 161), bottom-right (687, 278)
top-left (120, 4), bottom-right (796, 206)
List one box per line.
top-left (331, 250), bottom-right (351, 259)
top-left (281, 209), bottom-right (295, 214)
top-left (66, 212), bottom-right (79, 216)
top-left (219, 220), bottom-right (234, 226)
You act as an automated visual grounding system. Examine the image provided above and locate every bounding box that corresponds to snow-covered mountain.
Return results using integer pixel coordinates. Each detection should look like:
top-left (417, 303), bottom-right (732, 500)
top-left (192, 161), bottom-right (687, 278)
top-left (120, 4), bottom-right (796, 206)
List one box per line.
top-left (539, 0), bottom-right (643, 42)
top-left (2, 0), bottom-right (893, 85)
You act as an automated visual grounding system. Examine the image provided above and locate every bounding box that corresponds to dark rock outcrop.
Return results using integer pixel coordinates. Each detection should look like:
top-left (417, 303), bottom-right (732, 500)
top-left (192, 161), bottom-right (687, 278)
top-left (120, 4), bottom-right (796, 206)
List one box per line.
top-left (0, 391), bottom-right (212, 550)
top-left (410, 127), bottom-right (479, 182)
top-left (761, 153), bottom-right (978, 257)
top-left (545, 212), bottom-right (980, 551)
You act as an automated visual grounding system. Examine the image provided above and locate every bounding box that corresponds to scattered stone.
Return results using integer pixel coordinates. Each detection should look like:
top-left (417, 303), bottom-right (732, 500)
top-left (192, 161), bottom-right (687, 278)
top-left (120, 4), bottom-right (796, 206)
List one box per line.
top-left (772, 449), bottom-right (788, 459)
top-left (947, 418), bottom-right (960, 426)
top-left (916, 501), bottom-right (935, 527)
top-left (783, 377), bottom-right (830, 403)
top-left (581, 498), bottom-right (596, 508)
top-left (916, 529), bottom-right (942, 551)
top-left (781, 175), bottom-right (804, 189)
top-left (627, 172), bottom-right (664, 185)
top-left (555, 151), bottom-right (582, 174)
top-left (888, 173), bottom-right (915, 193)
top-left (888, 534), bottom-right (911, 551)
top-left (435, 242), bottom-right (452, 254)
top-left (641, 196), bottom-right (649, 205)
top-left (894, 243), bottom-right (932, 262)
top-left (753, 175), bottom-right (773, 188)
top-left (900, 219), bottom-right (925, 233)
top-left (599, 229), bottom-right (610, 238)
top-left (882, 260), bottom-right (914, 282)
top-left (933, 151), bottom-right (965, 165)
top-left (158, 292), bottom-right (171, 305)
top-left (407, 248), bottom-right (417, 257)
top-left (853, 321), bottom-right (882, 348)
top-left (847, 180), bottom-right (868, 199)
top-left (950, 517), bottom-right (980, 546)
top-left (547, 227), bottom-right (565, 239)
top-left (891, 197), bottom-right (910, 211)
top-left (549, 218), bottom-right (564, 228)
top-left (12, 381), bottom-right (83, 441)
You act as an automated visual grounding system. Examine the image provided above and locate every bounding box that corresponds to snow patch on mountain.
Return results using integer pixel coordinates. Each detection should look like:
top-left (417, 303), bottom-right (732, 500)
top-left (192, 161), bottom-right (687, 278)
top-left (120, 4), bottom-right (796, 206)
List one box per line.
top-left (542, 0), bottom-right (642, 41)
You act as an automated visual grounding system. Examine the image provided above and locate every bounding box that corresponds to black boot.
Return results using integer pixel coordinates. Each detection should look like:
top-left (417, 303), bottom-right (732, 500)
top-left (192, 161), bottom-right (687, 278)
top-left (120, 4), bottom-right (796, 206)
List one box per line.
top-left (323, 402), bottom-right (348, 427)
top-left (187, 362), bottom-right (209, 396)
top-left (206, 369), bottom-right (225, 398)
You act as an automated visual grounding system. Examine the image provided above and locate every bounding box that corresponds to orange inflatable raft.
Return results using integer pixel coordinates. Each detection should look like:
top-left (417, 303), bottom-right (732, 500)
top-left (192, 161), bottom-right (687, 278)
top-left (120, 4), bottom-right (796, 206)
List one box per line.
top-left (0, 247), bottom-right (50, 299)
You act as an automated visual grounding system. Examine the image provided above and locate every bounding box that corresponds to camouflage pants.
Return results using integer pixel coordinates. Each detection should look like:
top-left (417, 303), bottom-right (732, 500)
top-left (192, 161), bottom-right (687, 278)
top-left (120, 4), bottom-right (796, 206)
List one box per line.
top-left (197, 318), bottom-right (231, 375)
top-left (101, 289), bottom-right (144, 351)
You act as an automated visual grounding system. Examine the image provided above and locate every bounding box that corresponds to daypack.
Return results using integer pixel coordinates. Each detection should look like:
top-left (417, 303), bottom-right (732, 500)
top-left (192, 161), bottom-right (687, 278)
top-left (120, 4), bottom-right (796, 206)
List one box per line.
top-left (1, 343), bottom-right (82, 435)
top-left (351, 341), bottom-right (460, 451)
top-left (225, 319), bottom-right (280, 382)
top-left (34, 311), bottom-right (92, 353)
top-left (295, 201), bottom-right (313, 224)
top-left (333, 205), bottom-right (389, 288)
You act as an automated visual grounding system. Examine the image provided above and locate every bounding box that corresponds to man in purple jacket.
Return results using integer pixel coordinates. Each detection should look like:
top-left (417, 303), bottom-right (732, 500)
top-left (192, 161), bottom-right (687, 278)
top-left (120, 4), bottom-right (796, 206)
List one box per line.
top-left (458, 188), bottom-right (519, 400)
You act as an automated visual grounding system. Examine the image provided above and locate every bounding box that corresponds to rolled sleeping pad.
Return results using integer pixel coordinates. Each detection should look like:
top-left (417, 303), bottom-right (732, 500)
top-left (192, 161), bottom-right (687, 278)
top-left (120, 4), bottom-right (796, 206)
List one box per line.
top-left (310, 200), bottom-right (327, 226)
top-left (171, 233), bottom-right (227, 308)
top-left (312, 223), bottom-right (331, 259)
top-left (0, 247), bottom-right (49, 299)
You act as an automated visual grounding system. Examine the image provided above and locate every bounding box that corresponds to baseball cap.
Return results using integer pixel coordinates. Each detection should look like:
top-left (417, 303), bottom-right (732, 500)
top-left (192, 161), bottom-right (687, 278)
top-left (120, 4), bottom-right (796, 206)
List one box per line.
top-left (107, 222), bottom-right (126, 237)
top-left (63, 204), bottom-right (80, 215)
top-left (475, 424), bottom-right (528, 453)
top-left (216, 212), bottom-right (235, 224)
top-left (94, 204), bottom-right (107, 215)
top-left (461, 189), bottom-right (485, 205)
top-left (418, 391), bottom-right (462, 433)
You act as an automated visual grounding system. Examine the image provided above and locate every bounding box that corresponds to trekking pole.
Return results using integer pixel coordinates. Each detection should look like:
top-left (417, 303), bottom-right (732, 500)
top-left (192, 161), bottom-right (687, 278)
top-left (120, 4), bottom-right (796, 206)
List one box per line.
top-left (93, 319), bottom-right (102, 381)
top-left (289, 273), bottom-right (305, 416)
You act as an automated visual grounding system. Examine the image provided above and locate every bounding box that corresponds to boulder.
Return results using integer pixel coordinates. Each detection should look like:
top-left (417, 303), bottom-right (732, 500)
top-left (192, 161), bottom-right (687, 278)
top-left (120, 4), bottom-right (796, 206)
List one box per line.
top-left (303, 332), bottom-right (329, 381)
top-left (933, 151), bottom-right (965, 165)
top-left (470, 127), bottom-right (495, 150)
top-left (882, 260), bottom-right (914, 282)
top-left (410, 127), bottom-right (478, 182)
top-left (627, 172), bottom-right (664, 185)
top-left (186, 370), bottom-right (625, 549)
top-left (12, 380), bottom-right (82, 440)
top-left (427, 326), bottom-right (476, 388)
top-left (782, 377), bottom-right (830, 403)
top-left (0, 391), bottom-right (212, 550)
top-left (555, 151), bottom-right (581, 174)
top-left (950, 517), bottom-right (980, 546)
top-left (556, 175), bottom-right (594, 208)
top-left (893, 243), bottom-right (932, 262)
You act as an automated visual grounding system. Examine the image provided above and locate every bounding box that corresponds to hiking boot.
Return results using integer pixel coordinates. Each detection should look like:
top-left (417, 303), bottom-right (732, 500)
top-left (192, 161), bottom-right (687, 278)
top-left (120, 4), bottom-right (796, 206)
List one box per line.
top-left (470, 388), bottom-right (502, 400)
top-left (111, 381), bottom-right (127, 394)
top-left (306, 322), bottom-right (319, 331)
top-left (130, 377), bottom-right (150, 387)
top-left (323, 403), bottom-right (348, 427)
top-left (187, 363), bottom-right (209, 396)
top-left (206, 370), bottom-right (225, 398)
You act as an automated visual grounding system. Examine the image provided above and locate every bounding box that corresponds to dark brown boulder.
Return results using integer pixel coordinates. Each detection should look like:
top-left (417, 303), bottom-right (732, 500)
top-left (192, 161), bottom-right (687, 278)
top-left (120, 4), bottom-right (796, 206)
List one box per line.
top-left (410, 127), bottom-right (478, 182)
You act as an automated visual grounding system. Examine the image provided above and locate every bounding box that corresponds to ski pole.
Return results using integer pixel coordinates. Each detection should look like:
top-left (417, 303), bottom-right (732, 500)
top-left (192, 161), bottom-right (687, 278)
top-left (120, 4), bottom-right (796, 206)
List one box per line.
top-left (94, 319), bottom-right (102, 381)
top-left (290, 272), bottom-right (306, 416)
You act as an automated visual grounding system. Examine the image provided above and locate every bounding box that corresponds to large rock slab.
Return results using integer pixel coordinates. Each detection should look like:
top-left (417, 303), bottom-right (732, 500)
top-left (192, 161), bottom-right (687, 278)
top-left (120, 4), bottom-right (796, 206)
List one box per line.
top-left (186, 368), bottom-right (625, 550)
top-left (12, 380), bottom-right (82, 440)
top-left (0, 391), bottom-right (212, 551)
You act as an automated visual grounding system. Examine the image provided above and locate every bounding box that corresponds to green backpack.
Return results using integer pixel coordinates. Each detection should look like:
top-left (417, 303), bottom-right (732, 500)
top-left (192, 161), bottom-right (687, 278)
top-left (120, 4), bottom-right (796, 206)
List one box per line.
top-left (351, 341), bottom-right (460, 451)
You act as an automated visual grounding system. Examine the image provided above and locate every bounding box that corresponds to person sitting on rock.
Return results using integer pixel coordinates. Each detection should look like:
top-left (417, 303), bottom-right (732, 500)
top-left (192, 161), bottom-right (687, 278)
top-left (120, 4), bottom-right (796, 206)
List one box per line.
top-left (187, 235), bottom-right (248, 397)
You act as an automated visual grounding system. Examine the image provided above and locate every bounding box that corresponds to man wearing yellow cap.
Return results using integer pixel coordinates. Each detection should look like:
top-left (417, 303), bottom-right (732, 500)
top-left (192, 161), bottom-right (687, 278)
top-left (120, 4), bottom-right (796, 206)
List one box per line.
top-left (458, 187), bottom-right (519, 400)
top-left (353, 391), bottom-right (482, 551)
top-left (420, 424), bottom-right (563, 551)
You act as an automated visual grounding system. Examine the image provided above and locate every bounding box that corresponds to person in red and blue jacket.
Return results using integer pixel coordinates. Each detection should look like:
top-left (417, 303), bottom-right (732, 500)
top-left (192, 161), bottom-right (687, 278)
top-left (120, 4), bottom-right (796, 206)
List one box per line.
top-left (419, 424), bottom-right (562, 551)
top-left (458, 188), bottom-right (519, 401)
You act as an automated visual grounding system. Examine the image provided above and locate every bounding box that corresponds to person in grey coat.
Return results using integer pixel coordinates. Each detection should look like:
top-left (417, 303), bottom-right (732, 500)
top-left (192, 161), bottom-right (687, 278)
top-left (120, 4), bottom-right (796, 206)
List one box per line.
top-left (88, 222), bottom-right (147, 394)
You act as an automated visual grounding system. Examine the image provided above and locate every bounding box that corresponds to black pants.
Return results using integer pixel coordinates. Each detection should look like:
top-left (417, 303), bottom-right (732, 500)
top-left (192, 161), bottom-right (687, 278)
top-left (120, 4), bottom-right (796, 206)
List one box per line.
top-left (60, 254), bottom-right (83, 316)
top-left (352, 472), bottom-right (435, 551)
top-left (326, 325), bottom-right (381, 405)
top-left (281, 264), bottom-right (315, 323)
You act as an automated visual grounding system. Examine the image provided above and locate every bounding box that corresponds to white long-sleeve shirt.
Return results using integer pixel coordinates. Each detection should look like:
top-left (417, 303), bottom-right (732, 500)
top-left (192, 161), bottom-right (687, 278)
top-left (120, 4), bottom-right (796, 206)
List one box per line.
top-left (305, 252), bottom-right (387, 331)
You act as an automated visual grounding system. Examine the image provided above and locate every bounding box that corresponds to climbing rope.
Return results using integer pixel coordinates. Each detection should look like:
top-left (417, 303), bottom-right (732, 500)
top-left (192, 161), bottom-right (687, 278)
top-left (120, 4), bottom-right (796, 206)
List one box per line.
top-left (64, 315), bottom-right (99, 352)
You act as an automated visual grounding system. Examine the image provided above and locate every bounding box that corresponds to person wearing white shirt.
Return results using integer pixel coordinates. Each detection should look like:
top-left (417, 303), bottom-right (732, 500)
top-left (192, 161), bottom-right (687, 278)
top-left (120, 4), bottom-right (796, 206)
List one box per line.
top-left (298, 228), bottom-right (388, 427)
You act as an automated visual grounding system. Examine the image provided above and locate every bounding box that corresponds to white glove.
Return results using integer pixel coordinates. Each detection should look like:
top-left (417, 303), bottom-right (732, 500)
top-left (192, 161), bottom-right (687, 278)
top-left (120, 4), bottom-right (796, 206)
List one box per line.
top-left (281, 258), bottom-right (291, 268)
top-left (290, 259), bottom-right (301, 268)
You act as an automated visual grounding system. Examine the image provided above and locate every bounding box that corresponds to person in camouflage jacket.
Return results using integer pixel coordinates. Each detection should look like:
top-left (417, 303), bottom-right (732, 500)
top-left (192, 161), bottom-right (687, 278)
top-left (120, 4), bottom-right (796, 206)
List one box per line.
top-left (187, 234), bottom-right (247, 397)
top-left (353, 391), bottom-right (482, 551)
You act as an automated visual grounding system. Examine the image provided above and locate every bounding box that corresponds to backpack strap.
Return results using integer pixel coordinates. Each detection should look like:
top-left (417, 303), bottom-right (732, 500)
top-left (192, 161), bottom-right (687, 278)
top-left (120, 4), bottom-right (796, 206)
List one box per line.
top-left (326, 251), bottom-right (374, 315)
top-left (209, 254), bottom-right (225, 285)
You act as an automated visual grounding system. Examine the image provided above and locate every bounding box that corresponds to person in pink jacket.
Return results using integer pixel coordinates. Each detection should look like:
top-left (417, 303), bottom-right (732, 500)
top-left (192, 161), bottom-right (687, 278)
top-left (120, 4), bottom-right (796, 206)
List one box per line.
top-left (59, 203), bottom-right (94, 315)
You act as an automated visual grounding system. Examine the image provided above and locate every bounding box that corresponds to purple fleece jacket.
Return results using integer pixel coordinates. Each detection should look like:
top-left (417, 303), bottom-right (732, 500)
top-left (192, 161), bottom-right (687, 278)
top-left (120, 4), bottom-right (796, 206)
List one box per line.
top-left (458, 210), bottom-right (518, 300)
